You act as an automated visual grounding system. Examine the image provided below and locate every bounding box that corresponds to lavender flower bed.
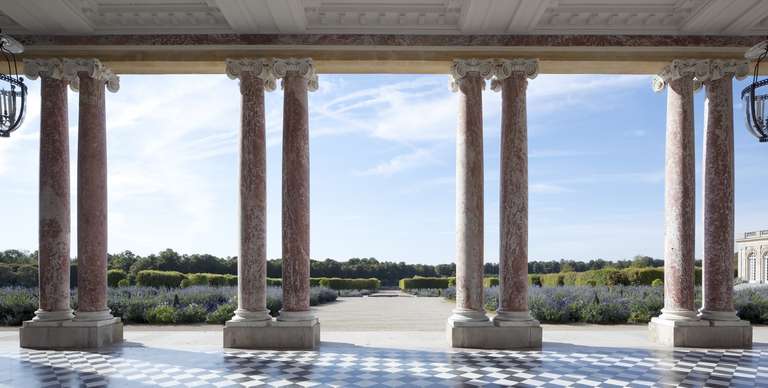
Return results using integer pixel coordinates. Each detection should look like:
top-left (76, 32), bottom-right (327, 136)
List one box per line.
top-left (0, 286), bottom-right (338, 326)
top-left (443, 285), bottom-right (768, 324)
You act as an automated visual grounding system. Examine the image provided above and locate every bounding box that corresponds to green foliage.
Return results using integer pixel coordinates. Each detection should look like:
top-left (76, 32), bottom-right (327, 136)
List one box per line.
top-left (528, 275), bottom-right (542, 287)
top-left (483, 277), bottom-right (499, 287)
top-left (107, 269), bottom-right (127, 287)
top-left (539, 274), bottom-right (564, 287)
top-left (186, 273), bottom-right (237, 287)
top-left (399, 276), bottom-right (453, 290)
top-left (651, 278), bottom-right (664, 287)
top-left (0, 263), bottom-right (38, 288)
top-left (145, 304), bottom-right (177, 324)
top-left (206, 303), bottom-right (236, 324)
top-left (174, 303), bottom-right (208, 323)
top-left (136, 270), bottom-right (186, 288)
top-left (0, 288), bottom-right (37, 325)
top-left (318, 278), bottom-right (380, 290)
top-left (180, 279), bottom-right (191, 288)
top-left (267, 278), bottom-right (282, 286)
top-left (116, 279), bottom-right (130, 287)
top-left (624, 268), bottom-right (664, 286)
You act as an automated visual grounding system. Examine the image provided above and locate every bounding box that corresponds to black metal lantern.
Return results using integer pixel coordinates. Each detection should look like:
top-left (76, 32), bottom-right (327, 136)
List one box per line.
top-left (742, 40), bottom-right (768, 142)
top-left (0, 31), bottom-right (26, 138)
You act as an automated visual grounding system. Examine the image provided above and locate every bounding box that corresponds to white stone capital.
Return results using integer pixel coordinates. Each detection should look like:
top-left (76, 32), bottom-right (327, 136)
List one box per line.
top-left (272, 58), bottom-right (318, 92)
top-left (225, 58), bottom-right (277, 91)
top-left (62, 58), bottom-right (119, 93)
top-left (450, 58), bottom-right (493, 92)
top-left (652, 59), bottom-right (750, 92)
top-left (23, 58), bottom-right (65, 80)
top-left (490, 58), bottom-right (539, 92)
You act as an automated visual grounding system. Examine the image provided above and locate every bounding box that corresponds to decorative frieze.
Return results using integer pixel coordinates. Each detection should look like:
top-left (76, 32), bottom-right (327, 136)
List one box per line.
top-left (450, 59), bottom-right (493, 92)
top-left (272, 58), bottom-right (319, 92)
top-left (23, 59), bottom-right (65, 80)
top-left (225, 58), bottom-right (277, 91)
top-left (62, 58), bottom-right (120, 93)
top-left (652, 59), bottom-right (750, 92)
top-left (490, 59), bottom-right (539, 92)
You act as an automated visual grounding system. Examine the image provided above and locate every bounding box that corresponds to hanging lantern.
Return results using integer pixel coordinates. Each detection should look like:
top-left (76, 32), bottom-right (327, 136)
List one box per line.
top-left (742, 39), bottom-right (768, 142)
top-left (0, 31), bottom-right (26, 138)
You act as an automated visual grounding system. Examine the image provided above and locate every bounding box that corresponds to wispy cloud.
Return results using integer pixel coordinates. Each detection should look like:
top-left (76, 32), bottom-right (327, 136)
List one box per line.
top-left (357, 147), bottom-right (437, 176)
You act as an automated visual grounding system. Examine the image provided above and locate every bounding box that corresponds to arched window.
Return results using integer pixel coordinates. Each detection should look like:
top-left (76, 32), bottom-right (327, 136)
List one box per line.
top-left (749, 253), bottom-right (757, 282)
top-left (763, 252), bottom-right (768, 282)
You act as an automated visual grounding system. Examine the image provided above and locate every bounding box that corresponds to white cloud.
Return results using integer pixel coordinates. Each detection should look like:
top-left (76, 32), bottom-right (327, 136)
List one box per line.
top-left (530, 183), bottom-right (571, 194)
top-left (357, 148), bottom-right (436, 176)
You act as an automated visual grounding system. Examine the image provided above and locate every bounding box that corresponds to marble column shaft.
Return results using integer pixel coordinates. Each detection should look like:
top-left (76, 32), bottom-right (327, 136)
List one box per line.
top-left (661, 76), bottom-right (697, 320)
top-left (281, 72), bottom-right (311, 316)
top-left (497, 73), bottom-right (530, 316)
top-left (37, 75), bottom-right (73, 320)
top-left (76, 73), bottom-right (110, 318)
top-left (701, 76), bottom-right (738, 319)
top-left (454, 72), bottom-right (486, 320)
top-left (236, 72), bottom-right (270, 320)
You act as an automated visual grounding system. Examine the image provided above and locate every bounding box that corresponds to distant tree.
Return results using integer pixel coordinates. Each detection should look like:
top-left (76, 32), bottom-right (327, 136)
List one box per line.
top-left (631, 255), bottom-right (655, 268)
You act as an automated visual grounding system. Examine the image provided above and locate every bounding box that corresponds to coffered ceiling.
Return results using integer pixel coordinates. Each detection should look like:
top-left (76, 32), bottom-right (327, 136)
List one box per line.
top-left (0, 0), bottom-right (765, 36)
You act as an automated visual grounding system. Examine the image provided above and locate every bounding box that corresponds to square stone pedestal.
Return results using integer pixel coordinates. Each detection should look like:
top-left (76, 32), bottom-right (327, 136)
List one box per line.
top-left (447, 320), bottom-right (542, 349)
top-left (649, 317), bottom-right (752, 348)
top-left (223, 319), bottom-right (320, 350)
top-left (20, 318), bottom-right (123, 349)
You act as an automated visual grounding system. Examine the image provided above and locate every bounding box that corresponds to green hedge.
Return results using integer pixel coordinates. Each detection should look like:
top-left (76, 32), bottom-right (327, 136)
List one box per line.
top-left (0, 263), bottom-right (37, 288)
top-left (399, 276), bottom-right (453, 290)
top-left (535, 267), bottom-right (703, 287)
top-left (136, 270), bottom-right (186, 288)
top-left (318, 278), bottom-right (380, 290)
top-left (185, 273), bottom-right (237, 287)
top-left (107, 269), bottom-right (128, 287)
top-left (483, 277), bottom-right (499, 287)
top-left (267, 278), bottom-right (282, 286)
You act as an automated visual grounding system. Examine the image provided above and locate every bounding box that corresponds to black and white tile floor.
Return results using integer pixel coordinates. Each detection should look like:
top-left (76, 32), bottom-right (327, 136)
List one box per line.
top-left (1, 344), bottom-right (767, 387)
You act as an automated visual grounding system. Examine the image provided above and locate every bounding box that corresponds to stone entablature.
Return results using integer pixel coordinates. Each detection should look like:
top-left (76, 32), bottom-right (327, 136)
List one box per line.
top-left (737, 231), bottom-right (768, 283)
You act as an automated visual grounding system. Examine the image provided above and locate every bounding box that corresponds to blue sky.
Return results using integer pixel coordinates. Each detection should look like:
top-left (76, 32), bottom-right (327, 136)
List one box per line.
top-left (0, 73), bottom-right (765, 265)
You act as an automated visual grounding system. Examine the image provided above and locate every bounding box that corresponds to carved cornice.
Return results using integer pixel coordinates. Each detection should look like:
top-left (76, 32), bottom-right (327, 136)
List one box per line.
top-left (449, 58), bottom-right (493, 92)
top-left (272, 58), bottom-right (318, 92)
top-left (490, 58), bottom-right (539, 92)
top-left (225, 58), bottom-right (277, 91)
top-left (62, 58), bottom-right (119, 93)
top-left (652, 59), bottom-right (750, 92)
top-left (23, 58), bottom-right (65, 80)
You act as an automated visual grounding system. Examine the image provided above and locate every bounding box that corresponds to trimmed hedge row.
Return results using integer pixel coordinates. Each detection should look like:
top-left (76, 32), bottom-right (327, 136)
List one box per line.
top-left (107, 269), bottom-right (127, 287)
top-left (319, 278), bottom-right (380, 290)
top-left (399, 276), bottom-right (454, 290)
top-left (133, 270), bottom-right (381, 290)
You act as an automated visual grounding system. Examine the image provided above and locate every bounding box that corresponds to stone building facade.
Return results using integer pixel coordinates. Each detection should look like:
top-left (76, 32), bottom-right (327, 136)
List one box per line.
top-left (737, 231), bottom-right (768, 283)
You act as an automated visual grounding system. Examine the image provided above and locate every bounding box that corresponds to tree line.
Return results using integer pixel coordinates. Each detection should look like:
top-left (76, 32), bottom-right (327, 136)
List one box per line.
top-left (0, 249), bottom-right (668, 286)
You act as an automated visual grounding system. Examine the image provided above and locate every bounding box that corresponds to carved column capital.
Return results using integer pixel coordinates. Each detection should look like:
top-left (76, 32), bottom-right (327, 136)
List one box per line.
top-left (450, 59), bottom-right (493, 92)
top-left (225, 58), bottom-right (277, 91)
top-left (272, 58), bottom-right (318, 92)
top-left (62, 58), bottom-right (119, 93)
top-left (490, 58), bottom-right (539, 92)
top-left (23, 58), bottom-right (65, 80)
top-left (652, 59), bottom-right (750, 92)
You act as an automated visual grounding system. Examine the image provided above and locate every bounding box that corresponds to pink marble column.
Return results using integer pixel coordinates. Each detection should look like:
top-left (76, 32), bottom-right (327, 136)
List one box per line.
top-left (273, 59), bottom-right (318, 322)
top-left (64, 59), bottom-right (120, 322)
top-left (700, 75), bottom-right (739, 321)
top-left (25, 60), bottom-right (74, 321)
top-left (491, 59), bottom-right (538, 323)
top-left (449, 59), bottom-right (492, 324)
top-left (225, 59), bottom-right (275, 323)
top-left (660, 74), bottom-right (698, 321)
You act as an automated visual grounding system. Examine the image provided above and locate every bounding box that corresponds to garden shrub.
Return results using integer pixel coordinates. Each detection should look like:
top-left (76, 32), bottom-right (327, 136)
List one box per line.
top-left (319, 278), bottom-right (380, 290)
top-left (180, 279), bottom-right (191, 288)
top-left (0, 263), bottom-right (38, 288)
top-left (0, 288), bottom-right (37, 325)
top-left (146, 304), bottom-right (177, 324)
top-left (651, 278), bottom-right (663, 287)
top-left (136, 270), bottom-right (186, 288)
top-left (483, 277), bottom-right (499, 287)
top-left (580, 301), bottom-right (631, 324)
top-left (174, 303), bottom-right (208, 323)
top-left (539, 273), bottom-right (564, 287)
top-left (117, 279), bottom-right (130, 287)
top-left (448, 277), bottom-right (456, 287)
top-left (528, 275), bottom-right (542, 287)
top-left (267, 278), bottom-right (282, 286)
top-left (399, 276), bottom-right (452, 290)
top-left (310, 278), bottom-right (323, 287)
top-left (624, 268), bottom-right (664, 286)
top-left (107, 269), bottom-right (127, 287)
top-left (207, 303), bottom-right (236, 324)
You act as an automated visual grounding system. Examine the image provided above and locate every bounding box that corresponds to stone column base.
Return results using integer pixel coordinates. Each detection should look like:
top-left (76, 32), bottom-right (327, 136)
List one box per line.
top-left (447, 320), bottom-right (542, 349)
top-left (20, 318), bottom-right (123, 349)
top-left (649, 317), bottom-right (752, 348)
top-left (223, 319), bottom-right (320, 350)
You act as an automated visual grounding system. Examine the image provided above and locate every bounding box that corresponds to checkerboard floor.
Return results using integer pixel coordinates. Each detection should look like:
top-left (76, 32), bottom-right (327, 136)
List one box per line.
top-left (1, 344), bottom-right (767, 387)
